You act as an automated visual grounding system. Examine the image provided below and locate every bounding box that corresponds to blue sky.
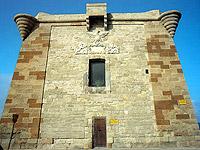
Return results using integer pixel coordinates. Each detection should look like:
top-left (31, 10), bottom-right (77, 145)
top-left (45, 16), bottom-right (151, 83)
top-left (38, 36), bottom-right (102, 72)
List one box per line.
top-left (0, 0), bottom-right (199, 122)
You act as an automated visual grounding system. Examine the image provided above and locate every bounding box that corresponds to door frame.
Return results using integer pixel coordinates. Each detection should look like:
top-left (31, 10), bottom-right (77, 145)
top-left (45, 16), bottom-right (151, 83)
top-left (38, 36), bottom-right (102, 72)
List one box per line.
top-left (92, 116), bottom-right (107, 148)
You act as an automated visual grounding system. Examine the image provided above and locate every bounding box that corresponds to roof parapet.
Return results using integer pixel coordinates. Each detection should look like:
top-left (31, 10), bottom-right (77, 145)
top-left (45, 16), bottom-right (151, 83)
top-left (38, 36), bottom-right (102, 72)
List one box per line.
top-left (159, 10), bottom-right (181, 38)
top-left (14, 7), bottom-right (181, 40)
top-left (14, 14), bottom-right (38, 40)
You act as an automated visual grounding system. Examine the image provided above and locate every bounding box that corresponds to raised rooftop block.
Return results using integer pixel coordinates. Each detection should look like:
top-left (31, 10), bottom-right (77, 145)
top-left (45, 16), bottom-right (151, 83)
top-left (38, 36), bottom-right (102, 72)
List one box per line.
top-left (86, 3), bottom-right (107, 16)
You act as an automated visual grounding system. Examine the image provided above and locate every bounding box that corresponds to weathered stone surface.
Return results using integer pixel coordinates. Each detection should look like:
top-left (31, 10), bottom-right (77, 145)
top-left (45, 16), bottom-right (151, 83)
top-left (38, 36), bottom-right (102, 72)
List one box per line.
top-left (145, 21), bottom-right (199, 139)
top-left (0, 24), bottom-right (51, 149)
top-left (0, 3), bottom-right (199, 150)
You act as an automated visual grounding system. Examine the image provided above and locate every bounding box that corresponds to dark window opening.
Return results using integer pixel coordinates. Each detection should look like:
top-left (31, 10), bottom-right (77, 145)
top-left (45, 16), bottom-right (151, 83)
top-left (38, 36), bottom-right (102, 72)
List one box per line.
top-left (89, 59), bottom-right (105, 87)
top-left (89, 16), bottom-right (104, 29)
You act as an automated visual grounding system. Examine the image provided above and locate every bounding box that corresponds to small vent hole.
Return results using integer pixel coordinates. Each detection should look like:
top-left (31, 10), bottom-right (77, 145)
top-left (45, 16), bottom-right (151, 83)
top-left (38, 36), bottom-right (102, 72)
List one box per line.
top-left (145, 69), bottom-right (149, 74)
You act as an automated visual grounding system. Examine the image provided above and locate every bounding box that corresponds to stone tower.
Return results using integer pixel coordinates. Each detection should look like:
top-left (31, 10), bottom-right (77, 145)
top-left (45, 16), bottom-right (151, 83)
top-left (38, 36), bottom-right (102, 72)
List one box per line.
top-left (0, 3), bottom-right (199, 149)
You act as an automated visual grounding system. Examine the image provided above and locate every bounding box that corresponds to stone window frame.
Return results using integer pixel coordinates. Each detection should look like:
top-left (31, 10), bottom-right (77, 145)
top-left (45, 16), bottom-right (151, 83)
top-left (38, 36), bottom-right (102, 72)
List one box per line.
top-left (84, 55), bottom-right (111, 94)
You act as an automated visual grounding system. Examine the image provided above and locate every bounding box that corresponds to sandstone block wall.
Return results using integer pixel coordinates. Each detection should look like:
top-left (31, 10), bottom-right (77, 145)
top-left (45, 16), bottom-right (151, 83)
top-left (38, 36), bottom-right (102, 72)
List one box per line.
top-left (39, 24), bottom-right (156, 149)
top-left (144, 21), bottom-right (200, 147)
top-left (0, 24), bottom-right (51, 149)
top-left (145, 21), bottom-right (199, 136)
top-left (0, 6), bottom-right (199, 149)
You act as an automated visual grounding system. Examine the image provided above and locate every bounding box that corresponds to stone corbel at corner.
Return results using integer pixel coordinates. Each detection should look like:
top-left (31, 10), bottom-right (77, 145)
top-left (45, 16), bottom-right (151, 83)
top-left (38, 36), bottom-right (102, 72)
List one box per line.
top-left (14, 14), bottom-right (38, 41)
top-left (159, 10), bottom-right (181, 38)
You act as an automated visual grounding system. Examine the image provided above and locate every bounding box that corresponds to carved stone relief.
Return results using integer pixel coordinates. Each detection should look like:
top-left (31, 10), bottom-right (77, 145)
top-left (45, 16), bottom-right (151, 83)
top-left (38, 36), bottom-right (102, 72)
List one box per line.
top-left (74, 30), bottom-right (119, 54)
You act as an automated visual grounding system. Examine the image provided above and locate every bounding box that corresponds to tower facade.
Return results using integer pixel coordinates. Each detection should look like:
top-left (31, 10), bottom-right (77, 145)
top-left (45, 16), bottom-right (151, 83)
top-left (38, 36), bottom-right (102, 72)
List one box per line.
top-left (0, 3), bottom-right (199, 149)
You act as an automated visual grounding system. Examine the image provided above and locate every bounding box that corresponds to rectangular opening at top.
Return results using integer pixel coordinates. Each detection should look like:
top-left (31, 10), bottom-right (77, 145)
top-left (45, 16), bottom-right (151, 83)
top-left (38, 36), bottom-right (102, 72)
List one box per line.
top-left (89, 16), bottom-right (104, 30)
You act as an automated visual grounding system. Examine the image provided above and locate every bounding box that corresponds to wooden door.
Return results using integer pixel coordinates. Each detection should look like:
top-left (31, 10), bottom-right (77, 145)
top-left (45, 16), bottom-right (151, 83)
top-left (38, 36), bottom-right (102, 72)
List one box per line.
top-left (92, 117), bottom-right (106, 148)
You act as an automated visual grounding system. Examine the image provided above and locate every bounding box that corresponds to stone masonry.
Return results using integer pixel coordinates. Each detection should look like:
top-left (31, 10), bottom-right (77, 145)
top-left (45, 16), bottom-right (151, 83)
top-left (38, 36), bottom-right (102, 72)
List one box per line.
top-left (0, 3), bottom-right (200, 150)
